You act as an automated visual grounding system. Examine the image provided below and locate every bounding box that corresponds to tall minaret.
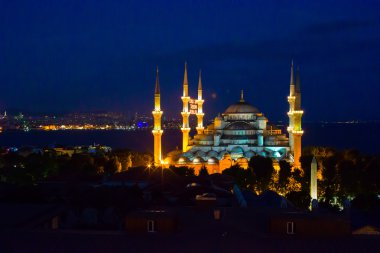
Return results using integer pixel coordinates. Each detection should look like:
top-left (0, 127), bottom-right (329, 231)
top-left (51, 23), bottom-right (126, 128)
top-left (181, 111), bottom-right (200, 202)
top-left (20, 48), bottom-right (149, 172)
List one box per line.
top-left (152, 67), bottom-right (163, 166)
top-left (287, 61), bottom-right (295, 151)
top-left (287, 61), bottom-right (304, 168)
top-left (196, 70), bottom-right (204, 134)
top-left (181, 62), bottom-right (191, 152)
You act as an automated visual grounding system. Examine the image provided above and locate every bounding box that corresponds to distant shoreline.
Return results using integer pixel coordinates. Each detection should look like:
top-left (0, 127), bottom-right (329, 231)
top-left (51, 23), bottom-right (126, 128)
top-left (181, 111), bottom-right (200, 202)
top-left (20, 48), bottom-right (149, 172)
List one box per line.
top-left (0, 123), bottom-right (379, 155)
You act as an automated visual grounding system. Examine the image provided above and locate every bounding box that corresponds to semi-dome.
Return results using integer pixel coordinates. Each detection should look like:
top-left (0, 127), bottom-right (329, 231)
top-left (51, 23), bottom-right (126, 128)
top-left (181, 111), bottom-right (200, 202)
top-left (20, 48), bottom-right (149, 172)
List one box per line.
top-left (207, 150), bottom-right (219, 158)
top-left (224, 101), bottom-right (260, 114)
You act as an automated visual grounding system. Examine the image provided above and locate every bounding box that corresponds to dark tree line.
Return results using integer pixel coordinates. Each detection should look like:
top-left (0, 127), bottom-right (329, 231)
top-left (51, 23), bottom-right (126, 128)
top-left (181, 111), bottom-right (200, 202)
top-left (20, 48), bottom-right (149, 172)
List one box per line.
top-left (221, 148), bottom-right (380, 209)
top-left (1, 146), bottom-right (379, 210)
top-left (0, 148), bottom-right (153, 185)
top-left (300, 147), bottom-right (380, 209)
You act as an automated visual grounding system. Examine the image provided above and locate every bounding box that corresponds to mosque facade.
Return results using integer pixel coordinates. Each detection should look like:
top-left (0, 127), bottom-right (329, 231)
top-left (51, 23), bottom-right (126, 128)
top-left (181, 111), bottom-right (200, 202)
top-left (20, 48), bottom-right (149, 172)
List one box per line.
top-left (152, 62), bottom-right (303, 174)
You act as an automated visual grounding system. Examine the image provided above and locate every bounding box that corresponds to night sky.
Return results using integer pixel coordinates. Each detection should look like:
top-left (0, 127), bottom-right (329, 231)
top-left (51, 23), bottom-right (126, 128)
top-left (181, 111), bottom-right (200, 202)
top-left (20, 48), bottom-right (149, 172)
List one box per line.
top-left (1, 0), bottom-right (379, 122)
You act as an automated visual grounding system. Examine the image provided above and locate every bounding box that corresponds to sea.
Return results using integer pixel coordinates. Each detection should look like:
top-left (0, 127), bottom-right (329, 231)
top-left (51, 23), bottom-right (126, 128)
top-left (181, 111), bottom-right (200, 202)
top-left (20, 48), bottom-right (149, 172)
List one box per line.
top-left (0, 122), bottom-right (379, 155)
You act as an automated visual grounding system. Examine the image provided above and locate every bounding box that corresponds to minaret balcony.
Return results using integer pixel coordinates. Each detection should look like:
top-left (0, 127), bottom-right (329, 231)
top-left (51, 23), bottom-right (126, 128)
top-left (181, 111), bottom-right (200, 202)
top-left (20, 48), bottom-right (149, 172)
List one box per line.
top-left (152, 129), bottom-right (163, 134)
top-left (181, 96), bottom-right (190, 102)
top-left (292, 130), bottom-right (304, 135)
top-left (152, 110), bottom-right (163, 115)
top-left (181, 111), bottom-right (190, 116)
top-left (292, 110), bottom-right (304, 115)
top-left (196, 112), bottom-right (204, 116)
top-left (287, 96), bottom-right (296, 102)
top-left (181, 127), bottom-right (191, 132)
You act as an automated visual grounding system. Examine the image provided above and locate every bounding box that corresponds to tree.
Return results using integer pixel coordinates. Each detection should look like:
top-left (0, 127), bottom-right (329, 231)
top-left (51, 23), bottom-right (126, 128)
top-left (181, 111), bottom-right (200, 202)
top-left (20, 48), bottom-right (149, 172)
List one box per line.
top-left (339, 159), bottom-right (360, 197)
top-left (321, 155), bottom-right (339, 203)
top-left (222, 165), bottom-right (250, 189)
top-left (171, 166), bottom-right (194, 177)
top-left (299, 154), bottom-right (313, 188)
top-left (286, 190), bottom-right (311, 210)
top-left (279, 160), bottom-right (292, 186)
top-left (199, 165), bottom-right (209, 176)
top-left (104, 156), bottom-right (120, 175)
top-left (249, 156), bottom-right (274, 193)
top-left (351, 193), bottom-right (380, 210)
top-left (361, 156), bottom-right (380, 195)
top-left (112, 149), bottom-right (132, 171)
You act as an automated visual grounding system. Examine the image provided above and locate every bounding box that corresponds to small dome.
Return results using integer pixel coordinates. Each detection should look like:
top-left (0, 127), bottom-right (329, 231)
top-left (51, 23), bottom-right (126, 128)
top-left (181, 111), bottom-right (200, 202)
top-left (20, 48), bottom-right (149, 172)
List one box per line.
top-left (231, 146), bottom-right (244, 159)
top-left (224, 101), bottom-right (260, 114)
top-left (183, 152), bottom-right (194, 159)
top-left (178, 156), bottom-right (190, 164)
top-left (193, 156), bottom-right (204, 164)
top-left (244, 151), bottom-right (255, 158)
top-left (207, 150), bottom-right (219, 158)
top-left (231, 146), bottom-right (244, 154)
top-left (218, 150), bottom-right (229, 159)
top-left (194, 150), bottom-right (206, 157)
top-left (208, 157), bottom-right (219, 164)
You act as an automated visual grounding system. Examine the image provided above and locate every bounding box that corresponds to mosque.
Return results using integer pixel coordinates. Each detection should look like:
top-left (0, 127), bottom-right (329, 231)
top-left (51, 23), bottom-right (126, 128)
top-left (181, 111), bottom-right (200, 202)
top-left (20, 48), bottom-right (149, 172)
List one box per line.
top-left (152, 62), bottom-right (303, 174)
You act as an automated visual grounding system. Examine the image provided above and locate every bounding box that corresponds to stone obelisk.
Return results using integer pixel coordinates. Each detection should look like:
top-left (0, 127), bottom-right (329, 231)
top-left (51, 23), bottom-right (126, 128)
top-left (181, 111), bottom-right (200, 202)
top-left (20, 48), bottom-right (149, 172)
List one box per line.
top-left (310, 157), bottom-right (318, 208)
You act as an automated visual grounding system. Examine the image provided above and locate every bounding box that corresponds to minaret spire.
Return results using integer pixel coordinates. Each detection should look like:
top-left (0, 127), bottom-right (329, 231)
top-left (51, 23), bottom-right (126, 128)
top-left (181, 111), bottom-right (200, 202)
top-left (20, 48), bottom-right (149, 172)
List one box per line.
top-left (155, 66), bottom-right (160, 94)
top-left (240, 89), bottom-right (245, 102)
top-left (196, 69), bottom-right (204, 134)
top-left (183, 62), bottom-right (189, 96)
top-left (198, 69), bottom-right (202, 90)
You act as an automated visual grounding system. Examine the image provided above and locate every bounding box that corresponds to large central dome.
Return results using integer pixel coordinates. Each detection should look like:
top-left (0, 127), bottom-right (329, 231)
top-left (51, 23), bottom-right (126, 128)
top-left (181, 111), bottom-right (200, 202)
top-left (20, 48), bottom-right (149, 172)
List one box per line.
top-left (224, 90), bottom-right (260, 114)
top-left (224, 101), bottom-right (260, 114)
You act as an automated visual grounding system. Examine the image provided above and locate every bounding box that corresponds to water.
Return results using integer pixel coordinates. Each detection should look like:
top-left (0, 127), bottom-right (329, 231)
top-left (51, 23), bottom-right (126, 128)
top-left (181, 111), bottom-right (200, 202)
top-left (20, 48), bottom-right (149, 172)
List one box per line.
top-left (0, 123), bottom-right (379, 155)
top-left (302, 122), bottom-right (379, 154)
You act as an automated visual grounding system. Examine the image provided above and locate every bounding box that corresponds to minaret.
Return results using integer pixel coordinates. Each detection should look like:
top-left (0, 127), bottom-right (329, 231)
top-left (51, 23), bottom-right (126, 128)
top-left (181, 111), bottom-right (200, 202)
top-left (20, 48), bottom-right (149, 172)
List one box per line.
top-left (287, 61), bottom-right (304, 168)
top-left (196, 70), bottom-right (204, 134)
top-left (152, 67), bottom-right (163, 166)
top-left (240, 89), bottom-right (245, 102)
top-left (287, 60), bottom-right (295, 151)
top-left (181, 62), bottom-right (191, 152)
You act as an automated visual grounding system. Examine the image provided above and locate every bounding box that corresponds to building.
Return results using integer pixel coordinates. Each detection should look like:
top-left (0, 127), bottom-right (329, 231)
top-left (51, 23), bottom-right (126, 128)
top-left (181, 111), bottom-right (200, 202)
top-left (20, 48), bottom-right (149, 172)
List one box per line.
top-left (270, 213), bottom-right (350, 236)
top-left (154, 62), bottom-right (303, 173)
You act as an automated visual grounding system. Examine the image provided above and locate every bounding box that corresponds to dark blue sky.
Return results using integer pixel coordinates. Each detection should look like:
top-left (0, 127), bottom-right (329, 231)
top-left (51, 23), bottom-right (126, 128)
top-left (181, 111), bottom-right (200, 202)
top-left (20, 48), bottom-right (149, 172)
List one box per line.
top-left (1, 0), bottom-right (379, 121)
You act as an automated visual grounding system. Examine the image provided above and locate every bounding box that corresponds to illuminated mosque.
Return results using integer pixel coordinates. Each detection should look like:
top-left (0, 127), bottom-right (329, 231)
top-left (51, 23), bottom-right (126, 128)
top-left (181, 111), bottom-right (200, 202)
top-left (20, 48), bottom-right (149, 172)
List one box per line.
top-left (152, 62), bottom-right (303, 174)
